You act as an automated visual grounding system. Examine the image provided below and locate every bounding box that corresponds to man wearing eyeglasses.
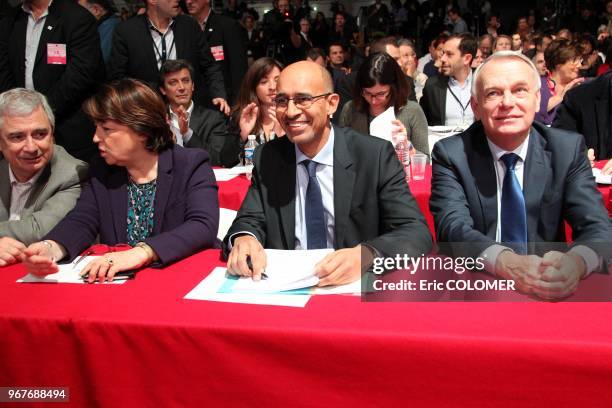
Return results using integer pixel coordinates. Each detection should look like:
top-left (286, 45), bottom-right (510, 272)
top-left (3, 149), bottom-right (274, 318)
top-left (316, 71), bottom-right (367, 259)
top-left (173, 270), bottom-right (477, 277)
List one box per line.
top-left (429, 51), bottom-right (612, 300)
top-left (223, 61), bottom-right (432, 287)
top-left (108, 0), bottom-right (229, 115)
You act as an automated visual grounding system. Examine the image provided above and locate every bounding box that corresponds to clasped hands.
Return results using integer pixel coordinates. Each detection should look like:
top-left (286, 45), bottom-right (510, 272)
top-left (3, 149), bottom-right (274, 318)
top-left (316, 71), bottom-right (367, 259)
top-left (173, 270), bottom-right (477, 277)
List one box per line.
top-left (495, 250), bottom-right (587, 300)
top-left (21, 241), bottom-right (153, 283)
top-left (227, 235), bottom-right (366, 286)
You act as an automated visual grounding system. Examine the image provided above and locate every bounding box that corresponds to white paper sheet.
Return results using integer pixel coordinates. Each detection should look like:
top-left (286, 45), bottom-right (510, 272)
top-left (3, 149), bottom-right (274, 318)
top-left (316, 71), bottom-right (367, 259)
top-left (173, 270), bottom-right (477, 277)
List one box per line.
top-left (17, 256), bottom-right (126, 284)
top-left (369, 106), bottom-right (397, 142)
top-left (184, 267), bottom-right (311, 307)
top-left (213, 166), bottom-right (249, 182)
top-left (593, 167), bottom-right (612, 185)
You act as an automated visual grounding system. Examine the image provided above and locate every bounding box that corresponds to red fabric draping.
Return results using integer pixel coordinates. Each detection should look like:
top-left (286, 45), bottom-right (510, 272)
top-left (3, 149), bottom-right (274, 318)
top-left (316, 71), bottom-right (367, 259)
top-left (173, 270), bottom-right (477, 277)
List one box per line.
top-left (1, 250), bottom-right (612, 407)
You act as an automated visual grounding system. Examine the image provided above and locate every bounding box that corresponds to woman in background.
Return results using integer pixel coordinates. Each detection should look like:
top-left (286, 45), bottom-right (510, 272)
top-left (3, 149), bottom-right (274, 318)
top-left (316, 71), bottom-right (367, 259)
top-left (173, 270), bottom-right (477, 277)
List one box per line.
top-left (23, 79), bottom-right (219, 282)
top-left (231, 57), bottom-right (285, 145)
top-left (339, 52), bottom-right (429, 158)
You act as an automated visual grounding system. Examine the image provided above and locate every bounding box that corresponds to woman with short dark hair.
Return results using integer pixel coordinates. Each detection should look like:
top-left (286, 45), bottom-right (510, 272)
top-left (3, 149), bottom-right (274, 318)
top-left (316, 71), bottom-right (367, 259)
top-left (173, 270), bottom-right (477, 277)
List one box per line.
top-left (536, 39), bottom-right (585, 125)
top-left (339, 52), bottom-right (429, 157)
top-left (23, 79), bottom-right (220, 282)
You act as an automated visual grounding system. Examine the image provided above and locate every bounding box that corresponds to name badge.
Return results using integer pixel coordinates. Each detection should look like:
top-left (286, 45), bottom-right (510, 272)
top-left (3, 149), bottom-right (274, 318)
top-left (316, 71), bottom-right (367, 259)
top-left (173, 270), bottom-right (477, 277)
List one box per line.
top-left (47, 43), bottom-right (67, 65)
top-left (210, 45), bottom-right (224, 61)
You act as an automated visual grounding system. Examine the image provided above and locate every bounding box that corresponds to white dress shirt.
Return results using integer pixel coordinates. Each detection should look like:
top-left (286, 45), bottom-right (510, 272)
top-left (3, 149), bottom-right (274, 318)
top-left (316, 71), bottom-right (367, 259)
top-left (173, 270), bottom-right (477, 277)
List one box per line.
top-left (294, 128), bottom-right (335, 249)
top-left (8, 167), bottom-right (43, 221)
top-left (148, 18), bottom-right (177, 70)
top-left (481, 134), bottom-right (598, 274)
top-left (169, 101), bottom-right (194, 146)
top-left (444, 70), bottom-right (474, 127)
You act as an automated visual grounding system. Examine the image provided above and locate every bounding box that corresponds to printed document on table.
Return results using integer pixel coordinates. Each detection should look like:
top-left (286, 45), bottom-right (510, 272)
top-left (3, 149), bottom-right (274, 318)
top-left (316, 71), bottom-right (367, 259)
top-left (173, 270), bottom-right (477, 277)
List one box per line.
top-left (369, 106), bottom-right (396, 142)
top-left (184, 267), bottom-right (311, 307)
top-left (17, 256), bottom-right (126, 284)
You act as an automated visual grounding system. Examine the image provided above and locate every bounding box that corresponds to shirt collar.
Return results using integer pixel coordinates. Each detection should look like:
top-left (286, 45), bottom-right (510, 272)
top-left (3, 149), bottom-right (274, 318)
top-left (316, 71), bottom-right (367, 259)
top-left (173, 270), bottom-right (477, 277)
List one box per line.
top-left (148, 17), bottom-right (175, 35)
top-left (22, 0), bottom-right (53, 20)
top-left (169, 101), bottom-right (194, 120)
top-left (295, 126), bottom-right (335, 167)
top-left (8, 165), bottom-right (44, 186)
top-left (449, 69), bottom-right (473, 90)
top-left (486, 131), bottom-right (530, 163)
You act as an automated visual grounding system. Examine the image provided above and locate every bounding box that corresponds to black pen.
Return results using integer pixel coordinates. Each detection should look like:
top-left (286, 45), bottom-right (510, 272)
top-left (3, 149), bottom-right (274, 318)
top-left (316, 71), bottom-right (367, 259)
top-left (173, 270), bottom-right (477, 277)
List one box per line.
top-left (81, 270), bottom-right (136, 283)
top-left (246, 255), bottom-right (268, 280)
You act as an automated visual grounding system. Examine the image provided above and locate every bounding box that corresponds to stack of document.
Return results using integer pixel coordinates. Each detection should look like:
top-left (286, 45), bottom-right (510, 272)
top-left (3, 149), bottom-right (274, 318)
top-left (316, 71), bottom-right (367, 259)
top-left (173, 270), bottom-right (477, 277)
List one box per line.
top-left (17, 256), bottom-right (127, 284)
top-left (185, 249), bottom-right (362, 307)
top-left (593, 167), bottom-right (612, 185)
top-left (213, 166), bottom-right (249, 181)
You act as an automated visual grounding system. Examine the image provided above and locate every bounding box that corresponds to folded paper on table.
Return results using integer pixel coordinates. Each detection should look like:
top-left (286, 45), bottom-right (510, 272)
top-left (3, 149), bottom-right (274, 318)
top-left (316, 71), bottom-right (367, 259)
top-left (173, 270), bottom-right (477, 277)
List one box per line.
top-left (593, 168), bottom-right (612, 185)
top-left (18, 256), bottom-right (126, 284)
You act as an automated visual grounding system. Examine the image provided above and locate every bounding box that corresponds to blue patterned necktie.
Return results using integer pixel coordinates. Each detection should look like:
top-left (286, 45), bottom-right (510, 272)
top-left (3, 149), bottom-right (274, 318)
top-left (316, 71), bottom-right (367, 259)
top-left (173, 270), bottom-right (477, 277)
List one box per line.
top-left (302, 159), bottom-right (327, 249)
top-left (500, 153), bottom-right (527, 255)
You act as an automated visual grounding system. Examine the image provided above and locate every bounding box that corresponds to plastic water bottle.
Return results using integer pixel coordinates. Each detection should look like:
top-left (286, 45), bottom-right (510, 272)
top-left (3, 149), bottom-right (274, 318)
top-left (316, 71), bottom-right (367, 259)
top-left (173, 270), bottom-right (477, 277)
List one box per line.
top-left (393, 133), bottom-right (411, 183)
top-left (244, 134), bottom-right (258, 181)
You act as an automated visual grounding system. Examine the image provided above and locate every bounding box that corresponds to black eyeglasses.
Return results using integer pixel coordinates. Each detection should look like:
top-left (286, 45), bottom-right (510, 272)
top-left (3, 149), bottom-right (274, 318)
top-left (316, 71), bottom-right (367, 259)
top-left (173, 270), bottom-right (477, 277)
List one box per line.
top-left (274, 93), bottom-right (332, 110)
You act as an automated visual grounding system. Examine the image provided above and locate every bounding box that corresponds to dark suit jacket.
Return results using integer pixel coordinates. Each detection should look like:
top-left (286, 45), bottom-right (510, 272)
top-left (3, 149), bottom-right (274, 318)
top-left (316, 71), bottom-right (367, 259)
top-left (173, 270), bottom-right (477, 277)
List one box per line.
top-left (45, 146), bottom-right (220, 265)
top-left (420, 74), bottom-right (449, 126)
top-left (223, 126), bottom-right (432, 258)
top-left (553, 72), bottom-right (612, 160)
top-left (202, 12), bottom-right (248, 104)
top-left (429, 121), bottom-right (612, 258)
top-left (108, 14), bottom-right (226, 106)
top-left (0, 0), bottom-right (104, 161)
top-left (185, 104), bottom-right (240, 168)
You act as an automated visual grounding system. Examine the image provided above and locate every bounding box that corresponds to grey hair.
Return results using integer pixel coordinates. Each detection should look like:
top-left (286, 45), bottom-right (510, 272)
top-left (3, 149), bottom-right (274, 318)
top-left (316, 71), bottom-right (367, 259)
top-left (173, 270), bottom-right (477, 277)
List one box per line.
top-left (0, 88), bottom-right (55, 130)
top-left (471, 50), bottom-right (541, 97)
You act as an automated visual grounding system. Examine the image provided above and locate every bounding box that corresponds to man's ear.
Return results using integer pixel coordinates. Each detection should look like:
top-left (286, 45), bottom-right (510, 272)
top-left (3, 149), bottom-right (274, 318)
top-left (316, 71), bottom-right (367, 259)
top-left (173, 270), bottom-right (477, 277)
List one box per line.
top-left (159, 86), bottom-right (167, 97)
top-left (470, 96), bottom-right (480, 120)
top-left (326, 93), bottom-right (340, 116)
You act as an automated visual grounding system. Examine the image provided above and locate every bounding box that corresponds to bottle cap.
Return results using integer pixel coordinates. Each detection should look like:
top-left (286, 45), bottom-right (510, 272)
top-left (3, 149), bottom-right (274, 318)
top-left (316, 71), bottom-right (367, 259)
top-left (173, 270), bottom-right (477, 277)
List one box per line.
top-left (248, 134), bottom-right (256, 140)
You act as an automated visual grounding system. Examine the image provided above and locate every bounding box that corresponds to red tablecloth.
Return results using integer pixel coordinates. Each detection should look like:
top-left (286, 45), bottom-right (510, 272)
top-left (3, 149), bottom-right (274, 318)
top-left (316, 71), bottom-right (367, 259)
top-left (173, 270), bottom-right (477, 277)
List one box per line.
top-left (1, 251), bottom-right (612, 407)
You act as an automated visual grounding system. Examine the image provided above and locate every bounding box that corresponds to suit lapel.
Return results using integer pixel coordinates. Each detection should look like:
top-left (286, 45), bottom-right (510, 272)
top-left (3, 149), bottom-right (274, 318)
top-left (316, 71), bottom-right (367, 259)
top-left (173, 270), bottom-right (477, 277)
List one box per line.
top-left (0, 161), bottom-right (10, 221)
top-left (11, 13), bottom-right (28, 86)
top-left (23, 161), bottom-right (51, 212)
top-left (437, 77), bottom-right (448, 124)
top-left (172, 17), bottom-right (186, 61)
top-left (332, 127), bottom-right (355, 248)
top-left (34, 7), bottom-right (60, 68)
top-left (468, 126), bottom-right (497, 238)
top-left (275, 139), bottom-right (296, 249)
top-left (594, 88), bottom-right (609, 157)
top-left (137, 15), bottom-right (161, 75)
top-left (153, 149), bottom-right (173, 234)
top-left (108, 167), bottom-right (128, 243)
top-left (523, 127), bottom-right (550, 242)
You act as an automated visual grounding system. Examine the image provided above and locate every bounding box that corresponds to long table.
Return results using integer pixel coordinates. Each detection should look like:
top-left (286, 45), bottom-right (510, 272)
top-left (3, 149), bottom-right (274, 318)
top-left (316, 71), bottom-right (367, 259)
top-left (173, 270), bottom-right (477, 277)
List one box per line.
top-left (1, 250), bottom-right (612, 407)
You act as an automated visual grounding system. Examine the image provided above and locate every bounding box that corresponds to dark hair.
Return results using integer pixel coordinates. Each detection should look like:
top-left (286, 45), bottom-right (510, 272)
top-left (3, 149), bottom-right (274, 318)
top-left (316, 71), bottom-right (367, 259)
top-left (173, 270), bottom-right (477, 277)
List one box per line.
top-left (231, 57), bottom-right (283, 134)
top-left (369, 36), bottom-right (398, 55)
top-left (84, 0), bottom-right (116, 13)
top-left (544, 39), bottom-right (578, 72)
top-left (353, 52), bottom-right (410, 115)
top-left (306, 47), bottom-right (326, 61)
top-left (83, 79), bottom-right (173, 153)
top-left (327, 40), bottom-right (346, 53)
top-left (432, 33), bottom-right (449, 49)
top-left (448, 33), bottom-right (477, 60)
top-left (158, 59), bottom-right (195, 89)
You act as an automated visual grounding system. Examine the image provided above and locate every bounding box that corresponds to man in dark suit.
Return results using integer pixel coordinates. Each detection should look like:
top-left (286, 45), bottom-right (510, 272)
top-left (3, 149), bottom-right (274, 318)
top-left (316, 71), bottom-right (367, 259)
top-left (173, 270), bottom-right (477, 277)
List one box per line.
top-left (158, 59), bottom-right (240, 167)
top-left (108, 0), bottom-right (229, 114)
top-left (430, 51), bottom-right (612, 300)
top-left (420, 33), bottom-right (476, 126)
top-left (224, 61), bottom-right (432, 286)
top-left (0, 0), bottom-right (105, 161)
top-left (553, 71), bottom-right (612, 174)
top-left (185, 0), bottom-right (248, 104)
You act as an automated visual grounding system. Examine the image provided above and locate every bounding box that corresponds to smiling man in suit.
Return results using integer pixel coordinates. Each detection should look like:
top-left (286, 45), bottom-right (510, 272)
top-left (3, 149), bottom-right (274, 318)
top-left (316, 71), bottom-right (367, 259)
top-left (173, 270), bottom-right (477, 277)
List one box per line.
top-left (223, 61), bottom-right (432, 286)
top-left (0, 88), bottom-right (88, 266)
top-left (108, 0), bottom-right (230, 114)
top-left (429, 51), bottom-right (612, 300)
top-left (0, 0), bottom-right (104, 162)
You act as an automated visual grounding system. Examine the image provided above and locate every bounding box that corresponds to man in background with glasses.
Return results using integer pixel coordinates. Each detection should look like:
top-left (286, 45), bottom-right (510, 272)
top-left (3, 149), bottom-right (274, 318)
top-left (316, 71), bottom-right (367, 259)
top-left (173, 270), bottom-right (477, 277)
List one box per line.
top-left (223, 61), bottom-right (432, 287)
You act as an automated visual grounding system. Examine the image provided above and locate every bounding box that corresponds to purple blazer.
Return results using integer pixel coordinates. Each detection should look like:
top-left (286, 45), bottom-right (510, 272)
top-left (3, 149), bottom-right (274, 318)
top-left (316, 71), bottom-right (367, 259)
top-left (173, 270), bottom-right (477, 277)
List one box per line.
top-left (45, 145), bottom-right (219, 265)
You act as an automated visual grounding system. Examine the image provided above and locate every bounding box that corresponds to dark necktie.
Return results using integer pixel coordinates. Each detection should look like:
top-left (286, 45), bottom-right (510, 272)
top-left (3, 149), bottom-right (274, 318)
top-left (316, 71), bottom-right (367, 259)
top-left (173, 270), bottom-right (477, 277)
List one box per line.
top-left (500, 153), bottom-right (527, 255)
top-left (302, 160), bottom-right (327, 249)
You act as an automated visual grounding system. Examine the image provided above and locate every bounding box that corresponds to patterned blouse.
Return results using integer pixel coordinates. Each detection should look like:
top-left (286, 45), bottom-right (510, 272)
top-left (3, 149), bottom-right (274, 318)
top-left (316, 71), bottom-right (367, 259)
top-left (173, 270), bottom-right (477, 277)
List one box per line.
top-left (126, 178), bottom-right (157, 246)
